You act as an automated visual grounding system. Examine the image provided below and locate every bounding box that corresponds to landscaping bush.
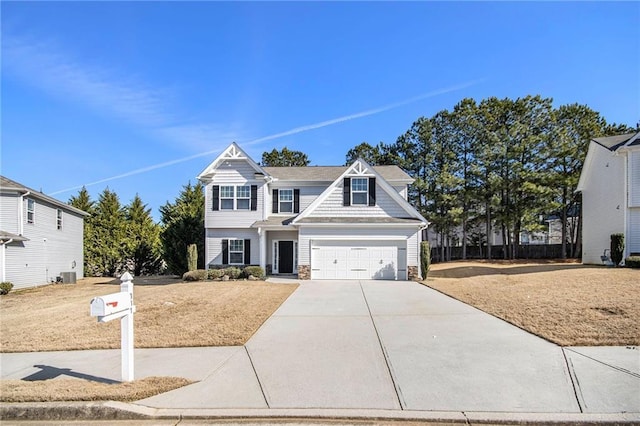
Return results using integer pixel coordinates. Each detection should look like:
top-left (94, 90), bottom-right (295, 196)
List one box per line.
top-left (244, 266), bottom-right (265, 280)
top-left (182, 269), bottom-right (207, 281)
top-left (625, 256), bottom-right (640, 268)
top-left (420, 241), bottom-right (431, 280)
top-left (0, 281), bottom-right (14, 295)
top-left (225, 267), bottom-right (242, 279)
top-left (206, 268), bottom-right (225, 280)
top-left (187, 244), bottom-right (198, 272)
top-left (610, 233), bottom-right (625, 266)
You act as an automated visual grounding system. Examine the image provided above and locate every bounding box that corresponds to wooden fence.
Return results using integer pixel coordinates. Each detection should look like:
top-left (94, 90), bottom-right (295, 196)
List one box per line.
top-left (430, 244), bottom-right (574, 262)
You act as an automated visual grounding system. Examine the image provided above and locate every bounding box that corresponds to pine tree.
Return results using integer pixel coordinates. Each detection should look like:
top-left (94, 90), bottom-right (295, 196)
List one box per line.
top-left (69, 187), bottom-right (96, 275)
top-left (125, 194), bottom-right (163, 275)
top-left (160, 182), bottom-right (205, 275)
top-left (91, 188), bottom-right (127, 276)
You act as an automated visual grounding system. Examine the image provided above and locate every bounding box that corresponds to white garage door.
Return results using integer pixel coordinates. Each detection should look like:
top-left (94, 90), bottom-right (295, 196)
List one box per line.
top-left (311, 241), bottom-right (406, 280)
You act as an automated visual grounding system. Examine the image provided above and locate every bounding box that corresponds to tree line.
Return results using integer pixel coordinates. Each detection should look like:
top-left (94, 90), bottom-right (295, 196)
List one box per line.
top-left (69, 183), bottom-right (204, 276)
top-left (69, 94), bottom-right (636, 275)
top-left (345, 96), bottom-right (636, 260)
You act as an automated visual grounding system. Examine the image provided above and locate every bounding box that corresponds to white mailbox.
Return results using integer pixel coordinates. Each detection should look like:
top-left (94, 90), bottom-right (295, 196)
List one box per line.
top-left (90, 292), bottom-right (132, 317)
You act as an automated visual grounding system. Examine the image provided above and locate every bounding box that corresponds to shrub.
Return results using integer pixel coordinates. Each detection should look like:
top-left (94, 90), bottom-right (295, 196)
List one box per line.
top-left (187, 244), bottom-right (198, 272)
top-left (182, 269), bottom-right (207, 281)
top-left (420, 241), bottom-right (431, 280)
top-left (0, 282), bottom-right (13, 295)
top-left (207, 268), bottom-right (225, 280)
top-left (225, 267), bottom-right (242, 280)
top-left (244, 266), bottom-right (265, 280)
top-left (625, 256), bottom-right (640, 268)
top-left (610, 233), bottom-right (625, 266)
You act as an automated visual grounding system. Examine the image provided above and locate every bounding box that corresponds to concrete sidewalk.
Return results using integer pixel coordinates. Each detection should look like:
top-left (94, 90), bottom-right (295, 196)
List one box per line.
top-left (2, 280), bottom-right (638, 422)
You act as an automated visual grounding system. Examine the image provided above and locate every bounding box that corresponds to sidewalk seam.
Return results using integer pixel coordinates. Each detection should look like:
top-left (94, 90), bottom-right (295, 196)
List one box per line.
top-left (359, 281), bottom-right (405, 410)
top-left (562, 348), bottom-right (584, 413)
top-left (244, 346), bottom-right (270, 408)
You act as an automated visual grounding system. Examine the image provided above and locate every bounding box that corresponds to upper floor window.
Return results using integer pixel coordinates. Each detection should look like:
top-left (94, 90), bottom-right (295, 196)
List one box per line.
top-left (236, 186), bottom-right (250, 210)
top-left (213, 185), bottom-right (257, 211)
top-left (26, 198), bottom-right (35, 224)
top-left (351, 178), bottom-right (368, 205)
top-left (343, 177), bottom-right (376, 207)
top-left (220, 186), bottom-right (235, 210)
top-left (279, 189), bottom-right (293, 213)
top-left (56, 209), bottom-right (63, 230)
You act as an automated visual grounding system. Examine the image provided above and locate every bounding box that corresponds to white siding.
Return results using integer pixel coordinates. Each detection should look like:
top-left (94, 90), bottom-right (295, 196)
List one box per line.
top-left (204, 159), bottom-right (265, 228)
top-left (298, 226), bottom-right (420, 268)
top-left (265, 185), bottom-right (325, 216)
top-left (0, 193), bottom-right (20, 233)
top-left (308, 181), bottom-right (407, 218)
top-left (205, 228), bottom-right (260, 266)
top-left (5, 197), bottom-right (84, 289)
top-left (581, 143), bottom-right (626, 264)
top-left (628, 208), bottom-right (640, 255)
top-left (393, 185), bottom-right (408, 200)
top-left (629, 150), bottom-right (640, 207)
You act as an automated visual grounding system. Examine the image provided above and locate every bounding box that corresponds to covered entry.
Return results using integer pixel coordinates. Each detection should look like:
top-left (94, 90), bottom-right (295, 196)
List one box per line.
top-left (310, 240), bottom-right (406, 280)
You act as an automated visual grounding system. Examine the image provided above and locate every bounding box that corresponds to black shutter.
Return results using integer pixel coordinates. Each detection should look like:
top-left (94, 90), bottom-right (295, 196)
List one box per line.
top-left (244, 239), bottom-right (251, 265)
top-left (272, 189), bottom-right (279, 213)
top-left (212, 185), bottom-right (220, 211)
top-left (250, 185), bottom-right (258, 211)
top-left (343, 178), bottom-right (351, 206)
top-left (222, 239), bottom-right (228, 264)
top-left (368, 177), bottom-right (376, 206)
top-left (294, 189), bottom-right (300, 213)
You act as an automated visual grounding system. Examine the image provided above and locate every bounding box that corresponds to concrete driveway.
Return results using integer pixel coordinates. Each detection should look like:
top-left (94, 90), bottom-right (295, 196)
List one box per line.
top-left (3, 280), bottom-right (638, 415)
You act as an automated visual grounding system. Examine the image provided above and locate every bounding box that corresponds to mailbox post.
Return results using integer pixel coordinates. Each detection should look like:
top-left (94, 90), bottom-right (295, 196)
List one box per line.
top-left (90, 272), bottom-right (135, 382)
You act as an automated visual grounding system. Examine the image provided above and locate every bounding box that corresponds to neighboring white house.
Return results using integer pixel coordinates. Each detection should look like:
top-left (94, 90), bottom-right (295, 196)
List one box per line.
top-left (0, 176), bottom-right (88, 289)
top-left (576, 132), bottom-right (640, 264)
top-left (197, 143), bottom-right (429, 280)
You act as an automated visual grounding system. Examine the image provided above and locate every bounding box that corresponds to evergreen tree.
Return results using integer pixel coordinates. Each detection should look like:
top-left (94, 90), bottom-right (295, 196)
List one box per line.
top-left (160, 181), bottom-right (205, 275)
top-left (261, 147), bottom-right (310, 166)
top-left (69, 187), bottom-right (96, 276)
top-left (91, 188), bottom-right (127, 276)
top-left (125, 194), bottom-right (163, 275)
top-left (345, 142), bottom-right (385, 165)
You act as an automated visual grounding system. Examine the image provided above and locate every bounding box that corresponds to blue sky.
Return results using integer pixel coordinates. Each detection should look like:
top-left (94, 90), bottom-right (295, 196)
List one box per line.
top-left (2, 2), bottom-right (639, 221)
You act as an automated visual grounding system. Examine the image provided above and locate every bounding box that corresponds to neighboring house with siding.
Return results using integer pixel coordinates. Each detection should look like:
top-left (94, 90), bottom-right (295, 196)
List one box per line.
top-left (0, 176), bottom-right (88, 289)
top-left (576, 132), bottom-right (640, 264)
top-left (197, 143), bottom-right (429, 280)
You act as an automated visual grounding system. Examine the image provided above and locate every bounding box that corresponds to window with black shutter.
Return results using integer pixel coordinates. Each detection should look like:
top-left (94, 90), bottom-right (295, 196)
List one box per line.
top-left (212, 186), bottom-right (220, 211)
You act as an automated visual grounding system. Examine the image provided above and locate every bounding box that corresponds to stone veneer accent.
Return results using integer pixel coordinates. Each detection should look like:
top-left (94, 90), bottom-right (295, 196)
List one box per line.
top-left (408, 266), bottom-right (420, 281)
top-left (298, 265), bottom-right (311, 280)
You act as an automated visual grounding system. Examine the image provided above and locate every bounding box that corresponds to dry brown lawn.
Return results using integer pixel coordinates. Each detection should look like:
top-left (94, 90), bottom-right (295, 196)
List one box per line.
top-left (0, 376), bottom-right (192, 402)
top-left (0, 277), bottom-right (298, 352)
top-left (425, 260), bottom-right (639, 346)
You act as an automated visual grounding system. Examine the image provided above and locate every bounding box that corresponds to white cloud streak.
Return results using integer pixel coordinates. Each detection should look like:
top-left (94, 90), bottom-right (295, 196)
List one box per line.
top-left (49, 79), bottom-right (483, 195)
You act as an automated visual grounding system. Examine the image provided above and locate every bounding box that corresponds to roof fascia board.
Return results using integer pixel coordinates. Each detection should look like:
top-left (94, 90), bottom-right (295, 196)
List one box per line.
top-left (197, 142), bottom-right (267, 181)
top-left (292, 158), bottom-right (428, 225)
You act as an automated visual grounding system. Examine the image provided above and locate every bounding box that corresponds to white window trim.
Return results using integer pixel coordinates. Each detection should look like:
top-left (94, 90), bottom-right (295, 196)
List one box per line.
top-left (220, 186), bottom-right (235, 210)
top-left (272, 240), bottom-right (298, 274)
top-left (26, 198), bottom-right (35, 224)
top-left (236, 185), bottom-right (251, 210)
top-left (228, 239), bottom-right (244, 265)
top-left (278, 188), bottom-right (294, 214)
top-left (56, 209), bottom-right (63, 230)
top-left (351, 177), bottom-right (369, 206)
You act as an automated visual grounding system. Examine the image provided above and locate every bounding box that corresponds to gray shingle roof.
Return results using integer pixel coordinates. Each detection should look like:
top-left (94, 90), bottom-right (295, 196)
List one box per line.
top-left (295, 217), bottom-right (423, 224)
top-left (593, 133), bottom-right (637, 151)
top-left (262, 165), bottom-right (413, 182)
top-left (0, 230), bottom-right (29, 242)
top-left (252, 216), bottom-right (297, 227)
top-left (0, 175), bottom-right (90, 217)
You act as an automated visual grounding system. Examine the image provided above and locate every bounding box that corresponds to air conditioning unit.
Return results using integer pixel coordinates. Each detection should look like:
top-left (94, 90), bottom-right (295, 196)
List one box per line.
top-left (61, 272), bottom-right (77, 284)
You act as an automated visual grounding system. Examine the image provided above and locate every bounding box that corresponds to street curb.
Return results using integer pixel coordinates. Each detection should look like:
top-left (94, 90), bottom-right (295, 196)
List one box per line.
top-left (1, 402), bottom-right (639, 424)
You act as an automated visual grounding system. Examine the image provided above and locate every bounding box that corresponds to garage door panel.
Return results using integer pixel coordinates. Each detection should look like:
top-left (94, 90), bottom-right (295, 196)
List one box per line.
top-left (311, 241), bottom-right (403, 280)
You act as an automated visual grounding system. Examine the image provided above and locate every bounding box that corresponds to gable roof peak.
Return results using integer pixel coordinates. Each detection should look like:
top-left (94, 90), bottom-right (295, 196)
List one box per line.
top-left (197, 142), bottom-right (267, 181)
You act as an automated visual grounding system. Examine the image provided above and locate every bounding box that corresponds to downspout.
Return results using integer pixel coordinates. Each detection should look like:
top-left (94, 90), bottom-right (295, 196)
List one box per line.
top-left (1, 239), bottom-right (13, 282)
top-left (19, 191), bottom-right (31, 236)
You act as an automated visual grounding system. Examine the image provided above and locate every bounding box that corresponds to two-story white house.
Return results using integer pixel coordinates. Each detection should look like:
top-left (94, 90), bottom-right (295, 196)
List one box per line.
top-left (197, 143), bottom-right (429, 280)
top-left (0, 176), bottom-right (88, 289)
top-left (577, 132), bottom-right (640, 264)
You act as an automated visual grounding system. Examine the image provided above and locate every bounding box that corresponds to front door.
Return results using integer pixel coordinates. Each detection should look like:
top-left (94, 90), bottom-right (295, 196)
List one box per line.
top-left (278, 241), bottom-right (294, 274)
